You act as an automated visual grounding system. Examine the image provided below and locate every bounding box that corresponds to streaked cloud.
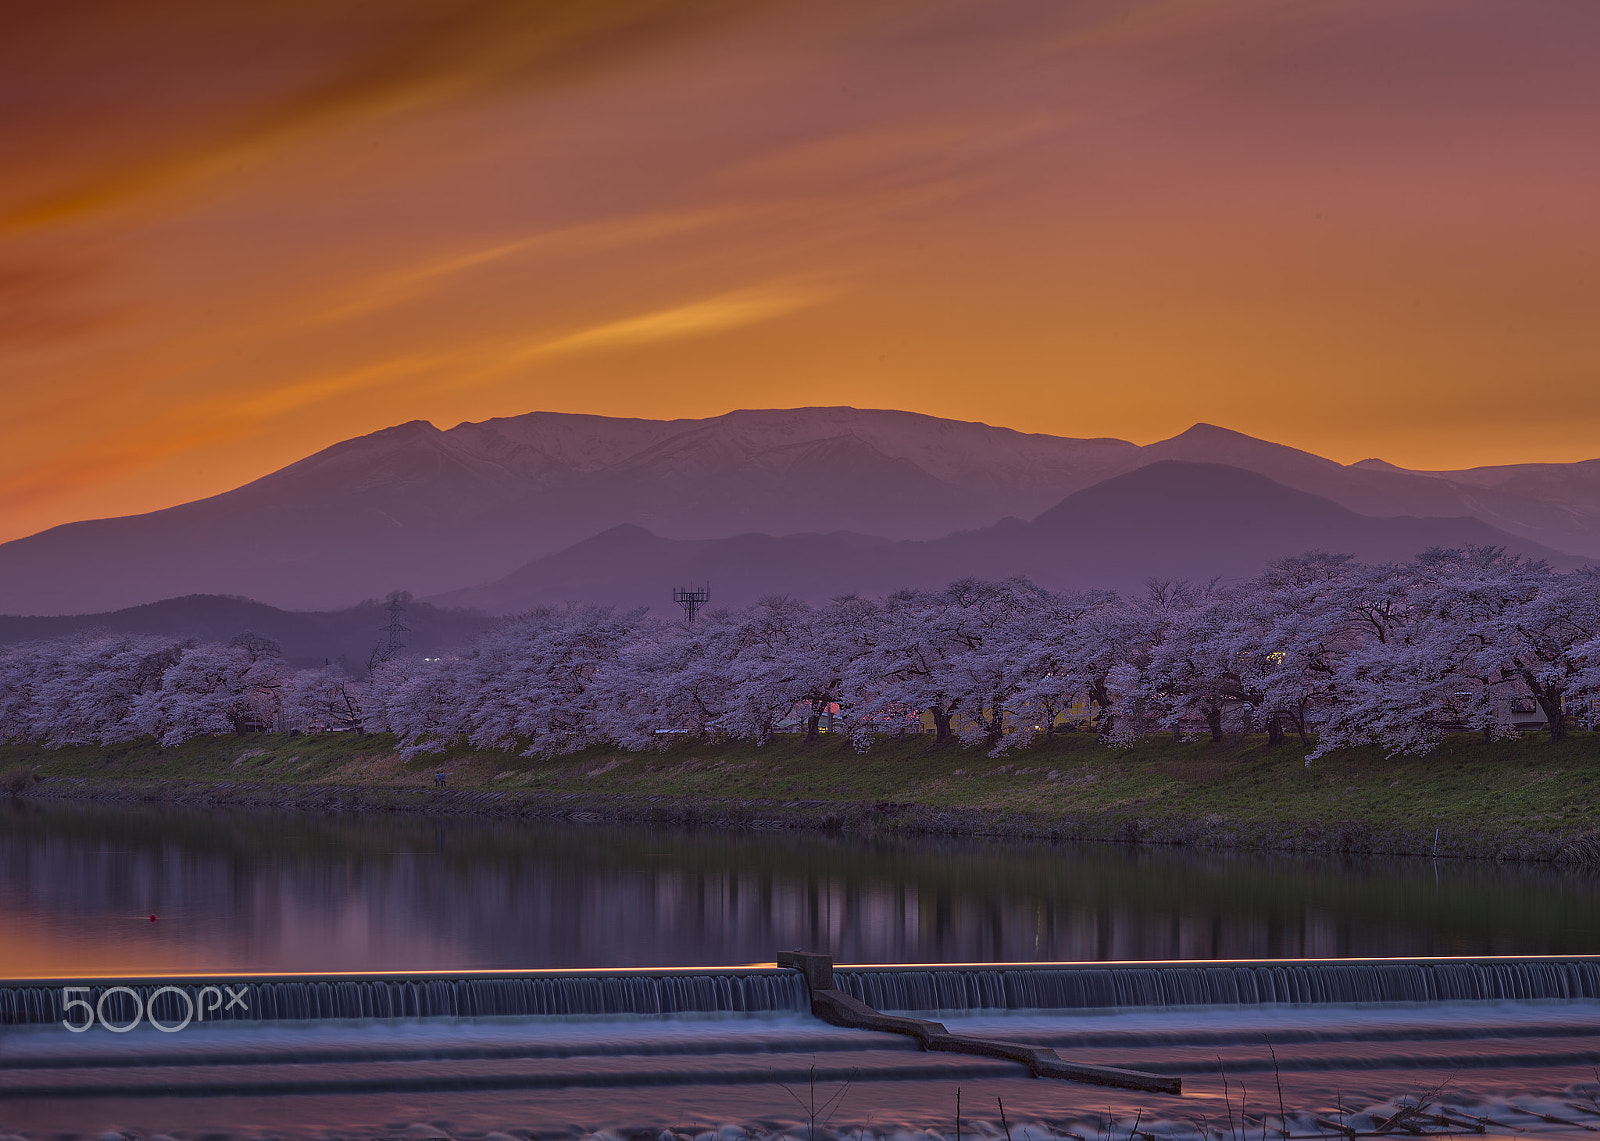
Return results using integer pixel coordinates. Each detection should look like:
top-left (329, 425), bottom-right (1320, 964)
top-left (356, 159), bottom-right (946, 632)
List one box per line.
top-left (0, 0), bottom-right (763, 234)
top-left (528, 286), bottom-right (832, 359)
top-left (316, 207), bottom-right (757, 325)
top-left (0, 252), bottom-right (125, 347)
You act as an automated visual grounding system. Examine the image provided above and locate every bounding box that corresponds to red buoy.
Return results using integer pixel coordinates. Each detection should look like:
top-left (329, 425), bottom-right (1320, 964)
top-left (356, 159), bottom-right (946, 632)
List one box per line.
top-left (149, 914), bottom-right (158, 922)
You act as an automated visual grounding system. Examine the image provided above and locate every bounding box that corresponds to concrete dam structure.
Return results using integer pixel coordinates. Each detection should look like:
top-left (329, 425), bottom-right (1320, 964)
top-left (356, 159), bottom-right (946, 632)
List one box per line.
top-left (6, 955), bottom-right (1598, 1027)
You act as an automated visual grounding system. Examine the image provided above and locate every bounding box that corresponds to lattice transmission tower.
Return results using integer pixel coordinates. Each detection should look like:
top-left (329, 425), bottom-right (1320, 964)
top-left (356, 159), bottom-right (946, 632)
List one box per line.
top-left (368, 590), bottom-right (412, 671)
top-left (380, 592), bottom-right (410, 654)
top-left (672, 584), bottom-right (710, 623)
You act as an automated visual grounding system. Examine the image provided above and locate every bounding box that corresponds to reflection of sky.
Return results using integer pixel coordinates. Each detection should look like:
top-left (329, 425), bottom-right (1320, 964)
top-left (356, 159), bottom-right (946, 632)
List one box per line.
top-left (4, 1), bottom-right (1600, 544)
top-left (0, 844), bottom-right (478, 977)
top-left (4, 803), bottom-right (1600, 977)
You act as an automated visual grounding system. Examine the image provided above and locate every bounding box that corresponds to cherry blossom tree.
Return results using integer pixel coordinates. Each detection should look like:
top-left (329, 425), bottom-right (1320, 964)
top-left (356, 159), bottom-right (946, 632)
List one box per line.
top-left (845, 583), bottom-right (990, 748)
top-left (454, 604), bottom-right (646, 757)
top-left (0, 642), bottom-right (40, 743)
top-left (938, 578), bottom-right (1054, 753)
top-left (1479, 563), bottom-right (1600, 742)
top-left (714, 595), bottom-right (872, 744)
top-left (0, 634), bottom-right (187, 747)
top-left (128, 634), bottom-right (287, 747)
top-left (1570, 629), bottom-right (1600, 729)
top-left (593, 609), bottom-right (744, 749)
top-left (71, 635), bottom-right (190, 744)
top-left (5, 553), bottom-right (1596, 761)
top-left (284, 664), bottom-right (371, 735)
top-left (1226, 552), bottom-right (1378, 747)
top-left (1, 634), bottom-right (284, 747)
top-left (1307, 548), bottom-right (1541, 756)
top-left (1102, 579), bottom-right (1205, 746)
top-left (367, 654), bottom-right (465, 757)
top-left (1001, 588), bottom-right (1122, 744)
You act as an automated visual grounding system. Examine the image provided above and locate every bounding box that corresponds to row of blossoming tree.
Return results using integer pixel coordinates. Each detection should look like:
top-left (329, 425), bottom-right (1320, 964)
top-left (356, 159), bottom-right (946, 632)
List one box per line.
top-left (4, 547), bottom-right (1599, 760)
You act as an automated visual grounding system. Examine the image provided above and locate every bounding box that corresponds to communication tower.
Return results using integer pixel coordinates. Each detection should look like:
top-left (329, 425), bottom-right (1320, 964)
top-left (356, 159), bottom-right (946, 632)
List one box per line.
top-left (672, 584), bottom-right (710, 623)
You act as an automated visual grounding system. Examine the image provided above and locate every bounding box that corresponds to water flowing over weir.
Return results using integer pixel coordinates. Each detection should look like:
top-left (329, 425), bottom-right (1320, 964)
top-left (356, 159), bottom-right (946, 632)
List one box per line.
top-left (7, 956), bottom-right (1600, 1027)
top-left (9, 959), bottom-right (1600, 1136)
top-left (833, 956), bottom-right (1600, 1012)
top-left (0, 968), bottom-right (808, 1026)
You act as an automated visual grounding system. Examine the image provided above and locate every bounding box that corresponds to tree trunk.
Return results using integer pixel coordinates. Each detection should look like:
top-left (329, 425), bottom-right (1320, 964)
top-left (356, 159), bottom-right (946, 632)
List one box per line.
top-left (930, 707), bottom-right (952, 745)
top-left (805, 713), bottom-right (821, 743)
top-left (1206, 706), bottom-right (1223, 742)
top-left (1090, 681), bottom-right (1114, 740)
top-left (1293, 715), bottom-right (1309, 746)
top-left (1522, 671), bottom-right (1568, 742)
top-left (984, 698), bottom-right (1004, 749)
top-left (1539, 694), bottom-right (1567, 742)
top-left (1266, 714), bottom-right (1284, 747)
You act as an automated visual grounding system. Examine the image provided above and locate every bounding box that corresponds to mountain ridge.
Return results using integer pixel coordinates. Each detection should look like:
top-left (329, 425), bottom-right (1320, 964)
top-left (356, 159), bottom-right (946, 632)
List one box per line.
top-left (435, 460), bottom-right (1584, 615)
top-left (2, 406), bottom-right (1597, 615)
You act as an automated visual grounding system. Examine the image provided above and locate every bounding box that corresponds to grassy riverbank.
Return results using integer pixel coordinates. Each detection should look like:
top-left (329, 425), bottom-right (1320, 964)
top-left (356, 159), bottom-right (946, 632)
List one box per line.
top-left (4, 730), bottom-right (1599, 860)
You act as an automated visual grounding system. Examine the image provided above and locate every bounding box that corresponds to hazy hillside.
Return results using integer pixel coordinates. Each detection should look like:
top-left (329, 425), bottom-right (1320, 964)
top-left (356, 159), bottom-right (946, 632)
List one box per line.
top-left (1152, 426), bottom-right (1600, 555)
top-left (1, 407), bottom-right (1596, 616)
top-left (438, 461), bottom-right (1582, 614)
top-left (1374, 456), bottom-right (1600, 542)
top-left (0, 595), bottom-right (494, 671)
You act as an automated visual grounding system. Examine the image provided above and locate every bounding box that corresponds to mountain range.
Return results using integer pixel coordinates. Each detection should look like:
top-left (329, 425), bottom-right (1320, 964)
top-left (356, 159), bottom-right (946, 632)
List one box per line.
top-left (437, 461), bottom-right (1581, 614)
top-left (1, 407), bottom-right (1596, 620)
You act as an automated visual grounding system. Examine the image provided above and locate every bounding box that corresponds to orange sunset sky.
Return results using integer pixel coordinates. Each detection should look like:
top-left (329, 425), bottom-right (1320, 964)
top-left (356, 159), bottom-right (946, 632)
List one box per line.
top-left (2, 0), bottom-right (1598, 546)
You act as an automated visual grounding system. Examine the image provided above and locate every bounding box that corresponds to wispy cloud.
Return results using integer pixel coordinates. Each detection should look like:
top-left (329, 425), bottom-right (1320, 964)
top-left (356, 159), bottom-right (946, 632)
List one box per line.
top-left (0, 0), bottom-right (765, 234)
top-left (255, 283), bottom-right (835, 424)
top-left (524, 285), bottom-right (831, 358)
top-left (232, 355), bottom-right (452, 421)
top-left (315, 206), bottom-right (758, 325)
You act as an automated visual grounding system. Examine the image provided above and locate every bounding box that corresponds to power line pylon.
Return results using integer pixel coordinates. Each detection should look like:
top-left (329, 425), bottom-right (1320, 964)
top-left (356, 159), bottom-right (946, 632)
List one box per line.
top-left (368, 590), bottom-right (411, 670)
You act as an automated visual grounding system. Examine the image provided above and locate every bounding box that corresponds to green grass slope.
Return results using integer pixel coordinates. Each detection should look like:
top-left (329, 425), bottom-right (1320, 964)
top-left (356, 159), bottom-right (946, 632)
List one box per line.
top-left (4, 730), bottom-right (1598, 860)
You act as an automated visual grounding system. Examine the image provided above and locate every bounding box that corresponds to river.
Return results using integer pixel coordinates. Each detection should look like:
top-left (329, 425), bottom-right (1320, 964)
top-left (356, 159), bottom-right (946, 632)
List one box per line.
top-left (3, 798), bottom-right (1600, 976)
top-left (4, 798), bottom-right (1600, 1139)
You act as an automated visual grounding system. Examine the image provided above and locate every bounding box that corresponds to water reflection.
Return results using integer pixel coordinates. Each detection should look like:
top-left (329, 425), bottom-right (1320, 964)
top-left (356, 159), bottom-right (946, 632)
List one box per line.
top-left (2, 798), bottom-right (1597, 976)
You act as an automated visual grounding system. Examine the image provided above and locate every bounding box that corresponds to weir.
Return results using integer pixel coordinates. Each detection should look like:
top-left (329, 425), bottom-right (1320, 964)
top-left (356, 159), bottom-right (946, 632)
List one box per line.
top-left (832, 955), bottom-right (1600, 1013)
top-left (0, 967), bottom-right (808, 1027)
top-left (5, 955), bottom-right (1597, 1028)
